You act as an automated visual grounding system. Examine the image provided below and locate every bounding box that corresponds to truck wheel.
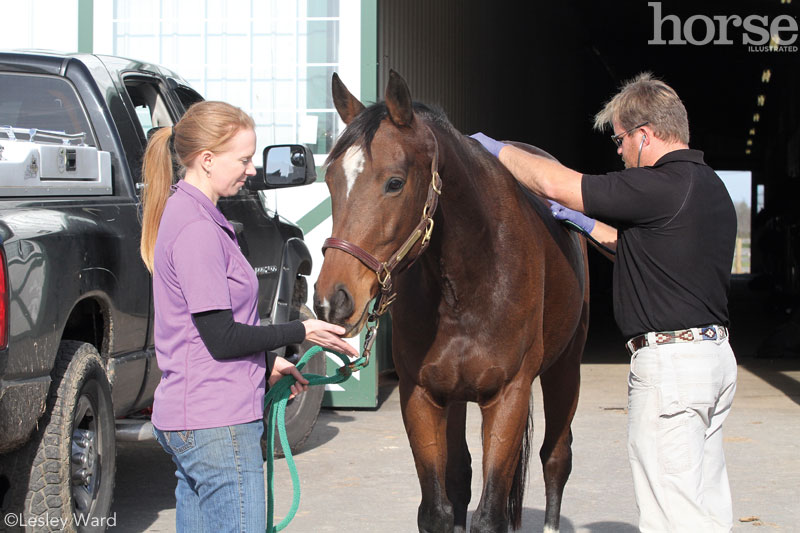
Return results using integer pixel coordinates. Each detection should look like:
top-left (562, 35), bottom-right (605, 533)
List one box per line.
top-left (265, 304), bottom-right (325, 458)
top-left (24, 341), bottom-right (115, 532)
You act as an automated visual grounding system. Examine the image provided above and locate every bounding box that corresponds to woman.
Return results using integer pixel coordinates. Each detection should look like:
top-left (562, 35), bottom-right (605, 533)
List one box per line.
top-left (140, 101), bottom-right (357, 532)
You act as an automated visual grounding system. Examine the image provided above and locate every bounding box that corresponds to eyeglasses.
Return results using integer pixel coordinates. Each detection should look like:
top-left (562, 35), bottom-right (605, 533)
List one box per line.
top-left (611, 121), bottom-right (649, 147)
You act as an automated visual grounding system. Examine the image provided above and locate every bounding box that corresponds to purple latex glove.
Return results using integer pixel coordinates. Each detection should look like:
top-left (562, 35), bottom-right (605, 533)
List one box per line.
top-left (469, 132), bottom-right (507, 158)
top-left (548, 200), bottom-right (596, 234)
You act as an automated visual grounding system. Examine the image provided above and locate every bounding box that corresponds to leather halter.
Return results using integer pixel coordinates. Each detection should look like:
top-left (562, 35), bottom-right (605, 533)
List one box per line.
top-left (322, 124), bottom-right (443, 323)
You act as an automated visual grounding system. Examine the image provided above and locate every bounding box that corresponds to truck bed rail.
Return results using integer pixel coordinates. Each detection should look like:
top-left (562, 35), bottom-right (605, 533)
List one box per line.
top-left (0, 126), bottom-right (87, 146)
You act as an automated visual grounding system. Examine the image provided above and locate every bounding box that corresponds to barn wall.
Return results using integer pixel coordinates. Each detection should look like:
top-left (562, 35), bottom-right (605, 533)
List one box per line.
top-left (376, 0), bottom-right (614, 173)
top-left (376, 0), bottom-right (474, 129)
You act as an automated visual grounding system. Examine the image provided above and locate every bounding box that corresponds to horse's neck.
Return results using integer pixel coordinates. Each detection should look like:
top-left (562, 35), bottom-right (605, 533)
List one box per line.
top-left (436, 137), bottom-right (520, 250)
top-left (421, 135), bottom-right (527, 292)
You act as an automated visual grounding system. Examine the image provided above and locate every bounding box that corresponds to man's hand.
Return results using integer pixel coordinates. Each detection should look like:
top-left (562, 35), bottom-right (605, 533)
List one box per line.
top-left (469, 132), bottom-right (507, 158)
top-left (548, 200), bottom-right (596, 234)
top-left (302, 319), bottom-right (359, 358)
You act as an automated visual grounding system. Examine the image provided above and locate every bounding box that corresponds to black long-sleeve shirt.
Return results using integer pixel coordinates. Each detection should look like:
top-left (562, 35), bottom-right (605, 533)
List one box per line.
top-left (193, 309), bottom-right (305, 368)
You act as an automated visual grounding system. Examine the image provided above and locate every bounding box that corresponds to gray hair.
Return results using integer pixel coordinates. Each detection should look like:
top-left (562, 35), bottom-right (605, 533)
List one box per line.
top-left (594, 72), bottom-right (690, 144)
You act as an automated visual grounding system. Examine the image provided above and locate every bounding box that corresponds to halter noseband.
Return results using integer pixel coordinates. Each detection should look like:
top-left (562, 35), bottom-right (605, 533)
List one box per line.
top-left (322, 124), bottom-right (442, 363)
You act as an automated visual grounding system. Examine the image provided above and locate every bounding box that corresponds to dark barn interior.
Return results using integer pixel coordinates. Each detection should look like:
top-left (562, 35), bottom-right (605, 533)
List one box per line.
top-left (376, 0), bottom-right (800, 359)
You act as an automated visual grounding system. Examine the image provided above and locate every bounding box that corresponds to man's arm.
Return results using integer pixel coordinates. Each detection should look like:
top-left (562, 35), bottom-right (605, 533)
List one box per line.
top-left (470, 133), bottom-right (616, 258)
top-left (469, 132), bottom-right (584, 211)
top-left (548, 200), bottom-right (618, 261)
top-left (499, 145), bottom-right (585, 211)
top-left (588, 221), bottom-right (618, 261)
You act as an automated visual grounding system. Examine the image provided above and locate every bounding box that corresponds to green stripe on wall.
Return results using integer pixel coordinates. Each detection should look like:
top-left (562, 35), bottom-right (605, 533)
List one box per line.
top-left (361, 0), bottom-right (378, 103)
top-left (78, 0), bottom-right (93, 53)
top-left (296, 196), bottom-right (332, 235)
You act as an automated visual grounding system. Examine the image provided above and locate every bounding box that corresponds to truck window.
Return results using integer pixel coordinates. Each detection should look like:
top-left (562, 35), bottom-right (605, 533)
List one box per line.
top-left (123, 78), bottom-right (174, 142)
top-left (0, 73), bottom-right (96, 146)
top-left (174, 86), bottom-right (204, 113)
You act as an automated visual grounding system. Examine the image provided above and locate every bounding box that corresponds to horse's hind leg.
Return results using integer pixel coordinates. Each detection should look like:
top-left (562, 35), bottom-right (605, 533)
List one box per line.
top-left (446, 402), bottom-right (471, 533)
top-left (539, 344), bottom-right (582, 532)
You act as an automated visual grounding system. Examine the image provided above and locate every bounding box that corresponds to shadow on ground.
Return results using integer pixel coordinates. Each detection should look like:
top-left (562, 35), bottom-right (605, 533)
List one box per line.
top-left (110, 441), bottom-right (175, 533)
top-left (462, 508), bottom-right (638, 533)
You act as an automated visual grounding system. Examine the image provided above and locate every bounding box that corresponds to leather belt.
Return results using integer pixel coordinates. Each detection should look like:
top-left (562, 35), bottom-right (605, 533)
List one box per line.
top-left (625, 325), bottom-right (728, 356)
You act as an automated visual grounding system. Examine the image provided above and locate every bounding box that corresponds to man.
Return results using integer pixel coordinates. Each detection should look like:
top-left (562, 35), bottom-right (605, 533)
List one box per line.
top-left (472, 72), bottom-right (738, 532)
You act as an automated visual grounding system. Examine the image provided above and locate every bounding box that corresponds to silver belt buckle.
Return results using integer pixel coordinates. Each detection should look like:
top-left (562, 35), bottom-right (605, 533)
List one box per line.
top-left (625, 339), bottom-right (635, 355)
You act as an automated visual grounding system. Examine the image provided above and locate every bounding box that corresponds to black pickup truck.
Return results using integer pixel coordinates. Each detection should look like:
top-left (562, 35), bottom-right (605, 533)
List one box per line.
top-left (0, 50), bottom-right (324, 531)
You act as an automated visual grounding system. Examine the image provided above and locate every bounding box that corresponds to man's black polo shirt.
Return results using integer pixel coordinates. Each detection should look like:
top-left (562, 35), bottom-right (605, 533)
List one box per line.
top-left (582, 149), bottom-right (737, 339)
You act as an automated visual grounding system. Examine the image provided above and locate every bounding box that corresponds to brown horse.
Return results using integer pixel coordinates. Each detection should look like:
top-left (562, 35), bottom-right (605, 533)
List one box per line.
top-left (314, 70), bottom-right (589, 533)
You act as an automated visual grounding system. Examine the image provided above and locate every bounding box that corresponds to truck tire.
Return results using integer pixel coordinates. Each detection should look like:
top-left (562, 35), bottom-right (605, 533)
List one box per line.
top-left (265, 304), bottom-right (325, 458)
top-left (23, 341), bottom-right (115, 532)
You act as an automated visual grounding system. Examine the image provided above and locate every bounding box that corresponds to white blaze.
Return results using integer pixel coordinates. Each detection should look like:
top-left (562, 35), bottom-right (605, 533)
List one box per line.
top-left (342, 145), bottom-right (365, 200)
top-left (319, 297), bottom-right (331, 317)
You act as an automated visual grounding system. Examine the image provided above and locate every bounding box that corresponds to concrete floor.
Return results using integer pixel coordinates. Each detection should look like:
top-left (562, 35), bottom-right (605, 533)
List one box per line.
top-left (111, 280), bottom-right (800, 532)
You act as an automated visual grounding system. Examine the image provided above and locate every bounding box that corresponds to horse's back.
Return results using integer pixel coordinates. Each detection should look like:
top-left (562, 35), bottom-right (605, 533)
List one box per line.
top-left (504, 140), bottom-right (557, 162)
top-left (505, 141), bottom-right (588, 288)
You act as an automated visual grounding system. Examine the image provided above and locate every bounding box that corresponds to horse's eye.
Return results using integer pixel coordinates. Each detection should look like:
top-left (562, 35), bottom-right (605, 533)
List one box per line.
top-left (385, 177), bottom-right (405, 194)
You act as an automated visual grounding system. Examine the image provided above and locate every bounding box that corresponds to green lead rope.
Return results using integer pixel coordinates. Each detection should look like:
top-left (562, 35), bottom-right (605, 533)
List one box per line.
top-left (264, 345), bottom-right (369, 532)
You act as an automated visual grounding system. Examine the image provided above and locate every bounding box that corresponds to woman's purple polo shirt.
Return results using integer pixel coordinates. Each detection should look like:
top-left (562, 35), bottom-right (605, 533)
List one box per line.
top-left (151, 180), bottom-right (266, 430)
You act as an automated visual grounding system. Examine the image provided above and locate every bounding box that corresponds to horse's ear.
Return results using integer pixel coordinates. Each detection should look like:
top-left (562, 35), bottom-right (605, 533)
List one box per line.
top-left (332, 72), bottom-right (365, 125)
top-left (385, 70), bottom-right (414, 127)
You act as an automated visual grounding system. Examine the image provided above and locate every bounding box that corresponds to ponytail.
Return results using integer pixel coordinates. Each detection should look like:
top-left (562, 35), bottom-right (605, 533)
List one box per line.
top-left (140, 101), bottom-right (255, 273)
top-left (140, 127), bottom-right (175, 273)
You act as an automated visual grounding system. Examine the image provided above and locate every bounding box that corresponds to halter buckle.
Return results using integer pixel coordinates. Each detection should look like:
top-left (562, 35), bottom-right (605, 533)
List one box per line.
top-left (374, 292), bottom-right (396, 317)
top-left (422, 217), bottom-right (435, 247)
top-left (377, 264), bottom-right (392, 290)
top-left (431, 170), bottom-right (442, 194)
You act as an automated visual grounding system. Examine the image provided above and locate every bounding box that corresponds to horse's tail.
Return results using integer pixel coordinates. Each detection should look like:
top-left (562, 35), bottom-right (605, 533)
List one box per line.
top-left (508, 397), bottom-right (533, 529)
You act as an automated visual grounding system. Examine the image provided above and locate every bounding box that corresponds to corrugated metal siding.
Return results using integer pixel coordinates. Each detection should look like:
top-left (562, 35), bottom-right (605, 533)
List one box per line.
top-left (377, 0), bottom-right (479, 131)
top-left (375, 0), bottom-right (614, 171)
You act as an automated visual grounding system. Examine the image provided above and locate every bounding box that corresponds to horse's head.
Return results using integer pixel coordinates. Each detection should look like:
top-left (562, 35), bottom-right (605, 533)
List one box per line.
top-left (314, 70), bottom-right (440, 335)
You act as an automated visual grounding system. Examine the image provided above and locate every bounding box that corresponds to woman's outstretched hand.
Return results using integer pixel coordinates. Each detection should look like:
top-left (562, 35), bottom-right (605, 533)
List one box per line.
top-left (268, 320), bottom-right (358, 399)
top-left (302, 319), bottom-right (359, 358)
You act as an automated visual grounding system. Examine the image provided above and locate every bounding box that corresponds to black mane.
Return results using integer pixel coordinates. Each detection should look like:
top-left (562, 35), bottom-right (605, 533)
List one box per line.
top-left (325, 101), bottom-right (455, 165)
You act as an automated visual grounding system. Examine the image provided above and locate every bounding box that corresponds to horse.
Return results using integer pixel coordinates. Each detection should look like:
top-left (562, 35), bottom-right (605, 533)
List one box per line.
top-left (313, 70), bottom-right (589, 533)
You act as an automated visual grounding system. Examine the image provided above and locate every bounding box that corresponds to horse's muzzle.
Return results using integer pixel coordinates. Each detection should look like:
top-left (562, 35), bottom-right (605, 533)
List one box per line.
top-left (313, 282), bottom-right (355, 329)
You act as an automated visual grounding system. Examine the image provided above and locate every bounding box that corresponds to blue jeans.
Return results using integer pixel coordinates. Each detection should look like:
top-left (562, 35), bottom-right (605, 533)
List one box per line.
top-left (153, 420), bottom-right (266, 533)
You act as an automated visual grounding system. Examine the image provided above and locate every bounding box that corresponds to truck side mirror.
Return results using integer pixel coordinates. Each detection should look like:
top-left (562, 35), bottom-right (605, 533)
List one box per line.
top-left (247, 144), bottom-right (317, 190)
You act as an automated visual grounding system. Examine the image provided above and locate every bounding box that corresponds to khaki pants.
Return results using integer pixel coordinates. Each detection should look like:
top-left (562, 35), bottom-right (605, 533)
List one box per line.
top-left (627, 335), bottom-right (737, 532)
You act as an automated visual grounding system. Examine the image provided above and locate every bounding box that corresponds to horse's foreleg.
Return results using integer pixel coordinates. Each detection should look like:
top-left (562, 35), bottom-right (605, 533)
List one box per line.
top-left (400, 383), bottom-right (454, 533)
top-left (472, 381), bottom-right (532, 533)
top-left (539, 346), bottom-right (582, 533)
top-left (445, 402), bottom-right (471, 533)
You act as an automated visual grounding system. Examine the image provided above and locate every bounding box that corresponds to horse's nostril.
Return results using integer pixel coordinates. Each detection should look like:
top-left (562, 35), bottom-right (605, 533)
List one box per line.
top-left (331, 284), bottom-right (355, 323)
